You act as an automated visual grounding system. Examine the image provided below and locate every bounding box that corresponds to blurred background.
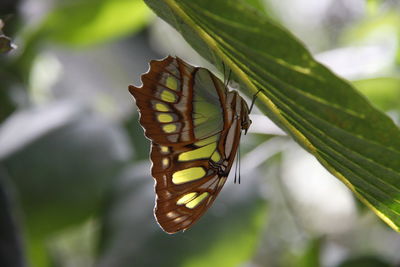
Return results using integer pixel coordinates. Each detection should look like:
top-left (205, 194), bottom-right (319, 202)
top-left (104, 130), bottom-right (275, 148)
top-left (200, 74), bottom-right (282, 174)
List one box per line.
top-left (1, 0), bottom-right (400, 266)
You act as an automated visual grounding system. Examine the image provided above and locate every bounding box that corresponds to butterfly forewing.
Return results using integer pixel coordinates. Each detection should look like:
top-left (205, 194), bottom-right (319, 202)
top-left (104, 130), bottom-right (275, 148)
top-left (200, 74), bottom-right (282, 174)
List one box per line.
top-left (129, 56), bottom-right (250, 234)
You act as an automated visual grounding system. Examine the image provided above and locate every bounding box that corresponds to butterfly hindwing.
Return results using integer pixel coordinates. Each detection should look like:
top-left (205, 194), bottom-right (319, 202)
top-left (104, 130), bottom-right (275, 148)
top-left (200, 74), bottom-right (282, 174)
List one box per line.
top-left (151, 140), bottom-right (224, 232)
top-left (129, 56), bottom-right (251, 233)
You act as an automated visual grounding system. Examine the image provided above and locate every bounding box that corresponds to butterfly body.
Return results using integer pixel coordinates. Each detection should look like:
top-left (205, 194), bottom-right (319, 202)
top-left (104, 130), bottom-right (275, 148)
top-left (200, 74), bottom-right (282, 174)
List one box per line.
top-left (129, 56), bottom-right (251, 234)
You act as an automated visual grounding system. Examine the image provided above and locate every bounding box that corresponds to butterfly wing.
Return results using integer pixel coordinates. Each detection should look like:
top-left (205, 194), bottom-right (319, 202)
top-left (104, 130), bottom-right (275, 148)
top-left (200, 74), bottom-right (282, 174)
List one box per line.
top-left (129, 56), bottom-right (249, 233)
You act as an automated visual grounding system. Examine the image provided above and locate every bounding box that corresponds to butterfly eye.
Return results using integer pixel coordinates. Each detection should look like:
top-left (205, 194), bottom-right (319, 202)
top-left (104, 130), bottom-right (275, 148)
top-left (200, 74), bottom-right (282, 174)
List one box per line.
top-left (129, 56), bottom-right (251, 234)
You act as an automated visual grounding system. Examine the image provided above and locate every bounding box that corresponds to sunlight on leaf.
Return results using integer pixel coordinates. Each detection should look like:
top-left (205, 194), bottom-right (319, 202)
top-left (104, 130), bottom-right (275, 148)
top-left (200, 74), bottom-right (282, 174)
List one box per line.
top-left (39, 0), bottom-right (151, 47)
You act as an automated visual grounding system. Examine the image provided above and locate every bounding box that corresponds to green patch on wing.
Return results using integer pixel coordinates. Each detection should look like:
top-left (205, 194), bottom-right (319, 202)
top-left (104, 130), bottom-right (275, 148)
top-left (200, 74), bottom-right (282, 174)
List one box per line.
top-left (179, 143), bottom-right (217, 161)
top-left (172, 167), bottom-right (206, 184)
top-left (193, 69), bottom-right (223, 139)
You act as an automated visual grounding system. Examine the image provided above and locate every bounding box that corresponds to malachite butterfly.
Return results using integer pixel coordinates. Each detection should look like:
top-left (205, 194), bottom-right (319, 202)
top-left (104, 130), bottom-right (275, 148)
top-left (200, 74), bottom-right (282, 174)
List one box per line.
top-left (129, 56), bottom-right (251, 234)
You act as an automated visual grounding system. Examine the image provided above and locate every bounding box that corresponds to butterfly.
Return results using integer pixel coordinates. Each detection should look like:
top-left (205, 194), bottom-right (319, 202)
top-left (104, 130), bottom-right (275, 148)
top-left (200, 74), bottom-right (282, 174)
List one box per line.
top-left (129, 56), bottom-right (252, 234)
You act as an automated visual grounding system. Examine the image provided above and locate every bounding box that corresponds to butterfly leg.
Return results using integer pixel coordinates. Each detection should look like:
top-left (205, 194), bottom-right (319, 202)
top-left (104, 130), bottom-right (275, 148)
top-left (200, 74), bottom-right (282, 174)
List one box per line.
top-left (209, 160), bottom-right (230, 177)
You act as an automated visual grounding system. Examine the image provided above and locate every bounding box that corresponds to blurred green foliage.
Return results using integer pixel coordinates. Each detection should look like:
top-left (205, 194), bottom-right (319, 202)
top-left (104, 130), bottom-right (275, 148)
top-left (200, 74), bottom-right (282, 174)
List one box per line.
top-left (0, 0), bottom-right (400, 267)
top-left (37, 0), bottom-right (151, 47)
top-left (338, 256), bottom-right (391, 267)
top-left (353, 77), bottom-right (400, 111)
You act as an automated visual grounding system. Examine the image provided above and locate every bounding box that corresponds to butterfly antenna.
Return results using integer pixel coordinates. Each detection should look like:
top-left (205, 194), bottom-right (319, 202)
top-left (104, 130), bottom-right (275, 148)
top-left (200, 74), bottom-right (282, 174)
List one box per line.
top-left (234, 145), bottom-right (239, 184)
top-left (249, 89), bottom-right (262, 113)
top-left (238, 145), bottom-right (241, 184)
top-left (234, 143), bottom-right (242, 184)
top-left (234, 156), bottom-right (237, 184)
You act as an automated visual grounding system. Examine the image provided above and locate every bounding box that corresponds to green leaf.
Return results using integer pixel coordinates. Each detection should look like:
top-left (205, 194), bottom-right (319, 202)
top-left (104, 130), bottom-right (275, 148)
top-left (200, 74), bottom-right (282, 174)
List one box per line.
top-left (143, 0), bottom-right (400, 231)
top-left (38, 0), bottom-right (151, 47)
top-left (243, 0), bottom-right (266, 12)
top-left (353, 77), bottom-right (400, 111)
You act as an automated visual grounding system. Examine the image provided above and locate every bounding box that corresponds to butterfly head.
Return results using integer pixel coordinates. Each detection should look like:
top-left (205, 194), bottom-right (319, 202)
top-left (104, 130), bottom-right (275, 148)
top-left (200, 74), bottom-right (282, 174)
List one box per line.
top-left (241, 117), bottom-right (252, 135)
top-left (240, 100), bottom-right (252, 135)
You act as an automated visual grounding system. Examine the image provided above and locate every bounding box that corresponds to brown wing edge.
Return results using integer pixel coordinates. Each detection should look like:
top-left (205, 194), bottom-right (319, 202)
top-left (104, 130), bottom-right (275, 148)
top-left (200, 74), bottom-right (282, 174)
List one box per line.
top-left (128, 55), bottom-right (179, 145)
top-left (128, 56), bottom-right (250, 234)
top-left (128, 56), bottom-right (200, 145)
